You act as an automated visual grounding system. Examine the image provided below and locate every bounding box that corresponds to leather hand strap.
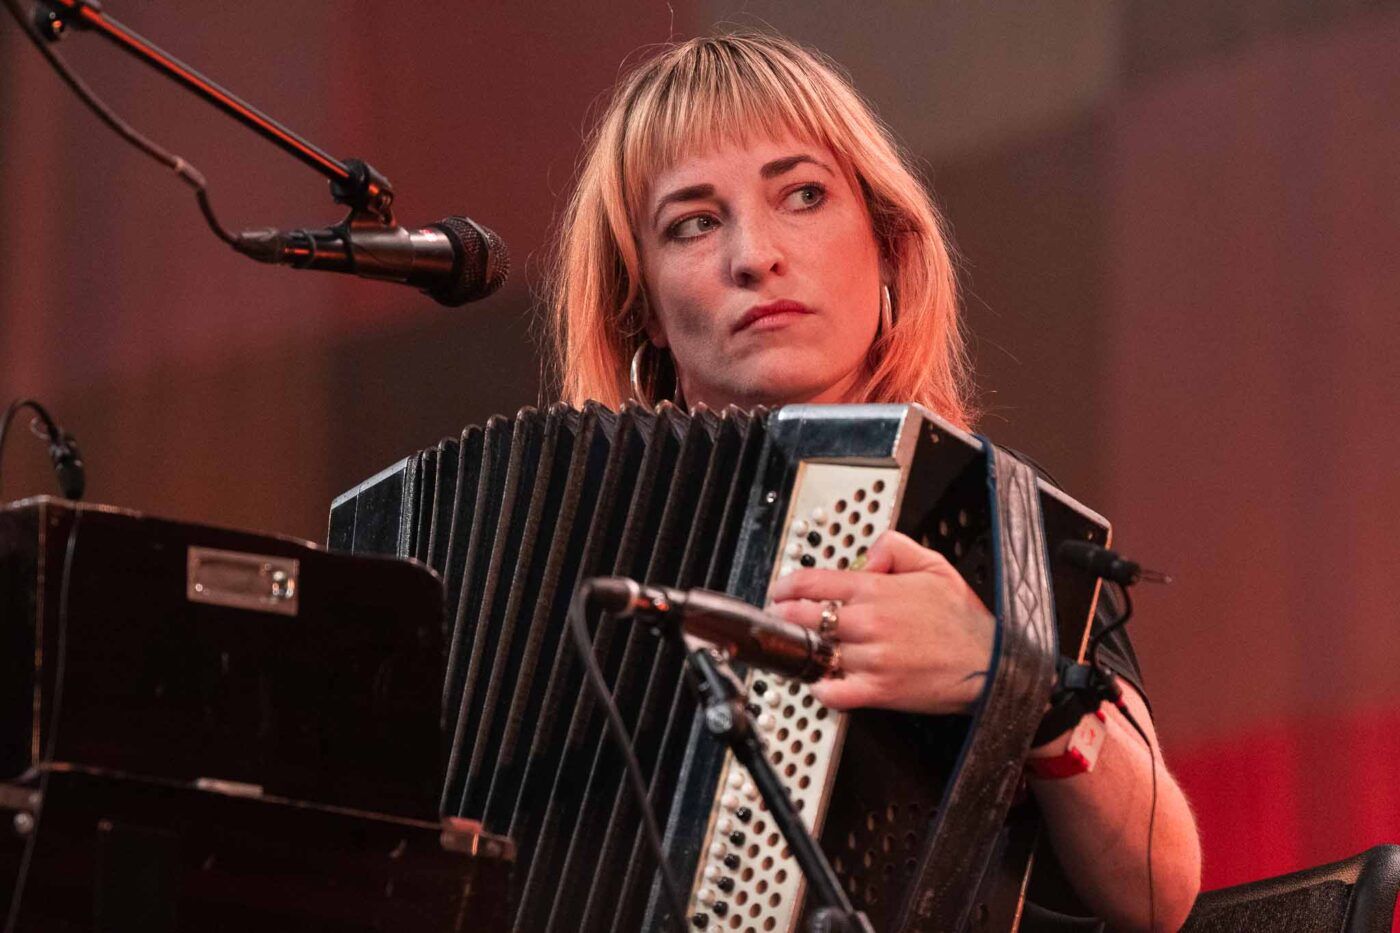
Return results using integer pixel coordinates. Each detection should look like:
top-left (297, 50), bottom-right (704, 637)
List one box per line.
top-left (898, 440), bottom-right (1060, 931)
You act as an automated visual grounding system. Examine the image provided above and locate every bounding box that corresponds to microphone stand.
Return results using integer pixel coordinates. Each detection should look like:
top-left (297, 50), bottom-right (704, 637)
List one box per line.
top-left (677, 636), bottom-right (874, 933)
top-left (32, 0), bottom-right (394, 223)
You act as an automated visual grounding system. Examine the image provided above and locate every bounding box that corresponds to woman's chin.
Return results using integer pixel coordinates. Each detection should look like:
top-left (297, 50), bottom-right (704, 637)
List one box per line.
top-left (689, 372), bottom-right (847, 411)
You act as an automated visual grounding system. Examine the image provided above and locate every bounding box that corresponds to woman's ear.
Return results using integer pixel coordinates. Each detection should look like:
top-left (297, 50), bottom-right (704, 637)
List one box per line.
top-left (641, 295), bottom-right (669, 348)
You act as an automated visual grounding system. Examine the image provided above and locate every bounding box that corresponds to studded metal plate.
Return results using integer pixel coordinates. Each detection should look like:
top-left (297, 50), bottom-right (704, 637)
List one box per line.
top-left (687, 463), bottom-right (902, 932)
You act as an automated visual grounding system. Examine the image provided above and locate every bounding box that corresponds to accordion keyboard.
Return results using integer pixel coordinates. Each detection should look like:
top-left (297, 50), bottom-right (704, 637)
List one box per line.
top-left (688, 462), bottom-right (901, 932)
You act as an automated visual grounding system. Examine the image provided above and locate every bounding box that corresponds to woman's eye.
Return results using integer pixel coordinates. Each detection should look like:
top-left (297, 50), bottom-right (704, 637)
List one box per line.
top-left (668, 214), bottom-right (719, 240)
top-left (784, 183), bottom-right (827, 210)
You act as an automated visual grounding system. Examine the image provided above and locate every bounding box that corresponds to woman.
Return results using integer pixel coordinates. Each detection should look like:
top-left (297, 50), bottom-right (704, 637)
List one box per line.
top-left (547, 33), bottom-right (1200, 931)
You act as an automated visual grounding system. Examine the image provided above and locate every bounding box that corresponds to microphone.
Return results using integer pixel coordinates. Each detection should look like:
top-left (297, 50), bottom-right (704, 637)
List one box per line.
top-left (1057, 541), bottom-right (1171, 586)
top-left (233, 215), bottom-right (509, 306)
top-left (585, 577), bottom-right (837, 682)
top-left (0, 398), bottom-right (86, 502)
top-left (48, 431), bottom-right (85, 501)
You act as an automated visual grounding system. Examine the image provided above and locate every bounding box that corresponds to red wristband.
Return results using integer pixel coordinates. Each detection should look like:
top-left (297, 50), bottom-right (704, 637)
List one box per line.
top-left (1026, 707), bottom-right (1108, 780)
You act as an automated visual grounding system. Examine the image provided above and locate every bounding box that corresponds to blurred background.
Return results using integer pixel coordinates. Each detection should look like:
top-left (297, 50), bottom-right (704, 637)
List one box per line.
top-left (3, 0), bottom-right (1397, 896)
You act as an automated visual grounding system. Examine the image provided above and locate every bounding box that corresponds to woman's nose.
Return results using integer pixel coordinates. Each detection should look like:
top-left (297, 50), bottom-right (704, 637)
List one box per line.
top-left (727, 215), bottom-right (786, 286)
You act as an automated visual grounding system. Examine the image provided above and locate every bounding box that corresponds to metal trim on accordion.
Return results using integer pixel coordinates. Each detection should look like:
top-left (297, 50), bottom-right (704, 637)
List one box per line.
top-left (329, 402), bottom-right (1111, 932)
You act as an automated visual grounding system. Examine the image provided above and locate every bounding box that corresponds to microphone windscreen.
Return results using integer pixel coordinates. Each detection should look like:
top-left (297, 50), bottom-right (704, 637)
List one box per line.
top-left (429, 215), bottom-right (510, 306)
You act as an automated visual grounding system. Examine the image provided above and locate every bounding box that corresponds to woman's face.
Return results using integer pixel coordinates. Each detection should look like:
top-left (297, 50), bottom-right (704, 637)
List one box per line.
top-left (638, 133), bottom-right (883, 410)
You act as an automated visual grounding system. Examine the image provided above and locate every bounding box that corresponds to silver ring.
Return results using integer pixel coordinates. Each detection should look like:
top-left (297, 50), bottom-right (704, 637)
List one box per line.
top-left (818, 599), bottom-right (841, 636)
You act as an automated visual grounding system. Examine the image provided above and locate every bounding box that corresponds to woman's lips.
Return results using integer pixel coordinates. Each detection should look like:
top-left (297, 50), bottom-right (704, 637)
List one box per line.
top-left (734, 300), bottom-right (815, 333)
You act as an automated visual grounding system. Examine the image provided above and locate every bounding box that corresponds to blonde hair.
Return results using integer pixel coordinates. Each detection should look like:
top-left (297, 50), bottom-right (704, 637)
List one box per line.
top-left (545, 32), bottom-right (974, 428)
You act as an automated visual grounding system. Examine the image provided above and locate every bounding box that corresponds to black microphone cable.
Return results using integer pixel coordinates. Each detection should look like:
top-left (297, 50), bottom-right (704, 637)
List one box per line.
top-left (1059, 540), bottom-right (1169, 932)
top-left (1, 0), bottom-right (237, 245)
top-left (1099, 580), bottom-right (1158, 932)
top-left (566, 580), bottom-right (689, 933)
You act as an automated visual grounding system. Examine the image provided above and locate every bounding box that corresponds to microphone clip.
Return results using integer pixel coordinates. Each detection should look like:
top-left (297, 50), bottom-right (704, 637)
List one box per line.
top-left (687, 646), bottom-right (753, 742)
top-left (1032, 656), bottom-right (1123, 748)
top-left (331, 158), bottom-right (396, 226)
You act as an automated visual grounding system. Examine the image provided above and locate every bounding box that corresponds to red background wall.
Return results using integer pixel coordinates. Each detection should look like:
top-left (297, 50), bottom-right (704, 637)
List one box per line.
top-left (3, 1), bottom-right (1397, 895)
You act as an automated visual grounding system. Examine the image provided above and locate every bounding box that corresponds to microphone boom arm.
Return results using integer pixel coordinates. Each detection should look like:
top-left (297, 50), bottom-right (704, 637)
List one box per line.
top-left (32, 0), bottom-right (394, 223)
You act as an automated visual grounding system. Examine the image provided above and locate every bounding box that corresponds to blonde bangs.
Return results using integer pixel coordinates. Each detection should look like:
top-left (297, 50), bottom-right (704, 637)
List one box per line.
top-left (617, 40), bottom-right (839, 223)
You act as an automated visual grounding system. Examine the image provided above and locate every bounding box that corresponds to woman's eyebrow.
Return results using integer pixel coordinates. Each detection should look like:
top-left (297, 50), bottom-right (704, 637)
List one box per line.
top-left (652, 183), bottom-right (715, 227)
top-left (760, 154), bottom-right (832, 178)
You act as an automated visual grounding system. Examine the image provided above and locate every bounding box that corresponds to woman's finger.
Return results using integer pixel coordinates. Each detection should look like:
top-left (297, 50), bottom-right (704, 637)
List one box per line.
top-left (823, 640), bottom-right (886, 674)
top-left (767, 599), bottom-right (875, 642)
top-left (861, 530), bottom-right (949, 575)
top-left (768, 566), bottom-right (869, 604)
top-left (810, 674), bottom-right (875, 711)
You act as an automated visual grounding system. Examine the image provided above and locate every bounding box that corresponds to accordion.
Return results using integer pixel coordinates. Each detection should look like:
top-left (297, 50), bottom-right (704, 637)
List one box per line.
top-left (329, 402), bottom-right (1110, 932)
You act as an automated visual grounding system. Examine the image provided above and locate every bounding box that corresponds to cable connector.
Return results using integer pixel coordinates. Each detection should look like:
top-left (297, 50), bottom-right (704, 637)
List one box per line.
top-left (1057, 540), bottom-right (1172, 586)
top-left (48, 431), bottom-right (85, 500)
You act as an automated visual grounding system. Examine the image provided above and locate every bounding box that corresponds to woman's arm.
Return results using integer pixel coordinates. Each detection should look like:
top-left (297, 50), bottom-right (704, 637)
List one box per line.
top-left (768, 531), bottom-right (1201, 931)
top-left (1027, 680), bottom-right (1201, 931)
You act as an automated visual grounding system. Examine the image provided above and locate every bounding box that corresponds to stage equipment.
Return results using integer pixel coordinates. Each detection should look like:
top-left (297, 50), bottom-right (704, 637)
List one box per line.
top-left (13, 0), bottom-right (507, 305)
top-left (1182, 845), bottom-right (1400, 933)
top-left (585, 578), bottom-right (840, 683)
top-left (233, 214), bottom-right (508, 308)
top-left (0, 398), bottom-right (84, 502)
top-left (0, 497), bottom-right (512, 930)
top-left (330, 402), bottom-right (1113, 932)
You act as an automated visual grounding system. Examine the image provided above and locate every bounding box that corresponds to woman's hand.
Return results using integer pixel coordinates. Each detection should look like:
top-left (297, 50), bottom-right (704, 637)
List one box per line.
top-left (767, 530), bottom-right (995, 715)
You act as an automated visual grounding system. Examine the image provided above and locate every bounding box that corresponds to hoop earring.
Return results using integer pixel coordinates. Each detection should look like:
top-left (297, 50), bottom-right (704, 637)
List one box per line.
top-left (630, 342), bottom-right (654, 407)
top-left (630, 342), bottom-right (686, 410)
top-left (879, 284), bottom-right (895, 337)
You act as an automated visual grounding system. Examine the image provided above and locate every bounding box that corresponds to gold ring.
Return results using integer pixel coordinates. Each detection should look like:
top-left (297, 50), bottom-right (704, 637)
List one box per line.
top-left (818, 599), bottom-right (841, 636)
top-left (827, 641), bottom-right (845, 679)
